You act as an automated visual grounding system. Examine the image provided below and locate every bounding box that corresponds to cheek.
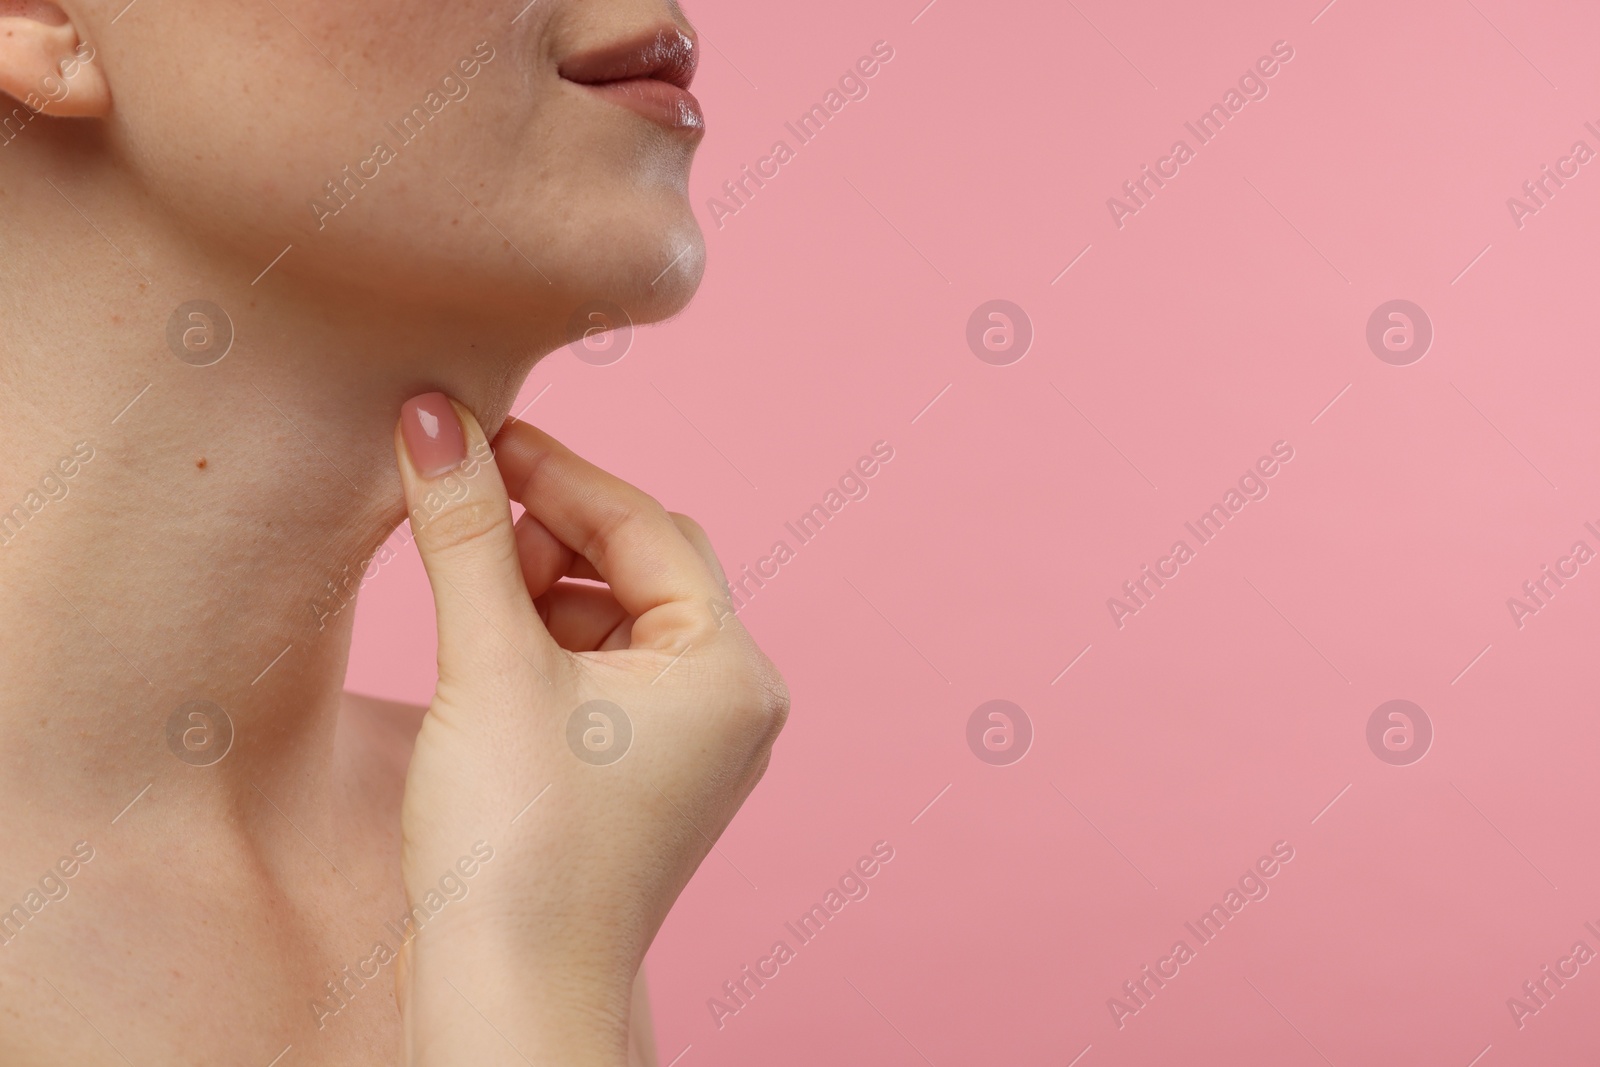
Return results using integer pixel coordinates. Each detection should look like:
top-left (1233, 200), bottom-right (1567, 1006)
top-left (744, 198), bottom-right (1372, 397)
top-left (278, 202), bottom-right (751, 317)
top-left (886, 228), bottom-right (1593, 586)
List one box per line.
top-left (102, 0), bottom-right (705, 320)
top-left (482, 93), bottom-right (707, 310)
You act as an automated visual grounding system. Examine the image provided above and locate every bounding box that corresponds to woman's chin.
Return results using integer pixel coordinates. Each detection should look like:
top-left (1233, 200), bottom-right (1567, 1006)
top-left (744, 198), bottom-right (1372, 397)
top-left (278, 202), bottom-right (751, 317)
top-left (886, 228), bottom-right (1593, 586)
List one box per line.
top-left (629, 233), bottom-right (706, 322)
top-left (556, 220), bottom-right (707, 328)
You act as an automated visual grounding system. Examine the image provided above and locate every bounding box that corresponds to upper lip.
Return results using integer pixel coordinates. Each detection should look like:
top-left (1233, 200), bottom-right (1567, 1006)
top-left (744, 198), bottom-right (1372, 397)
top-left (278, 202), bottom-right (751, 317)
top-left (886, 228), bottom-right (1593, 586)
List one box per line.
top-left (558, 26), bottom-right (698, 91)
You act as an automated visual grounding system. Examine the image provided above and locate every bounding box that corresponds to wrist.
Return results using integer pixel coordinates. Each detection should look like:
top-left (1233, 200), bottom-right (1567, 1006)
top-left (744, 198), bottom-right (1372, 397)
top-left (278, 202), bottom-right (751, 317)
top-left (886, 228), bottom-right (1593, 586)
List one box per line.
top-left (402, 918), bottom-right (635, 1067)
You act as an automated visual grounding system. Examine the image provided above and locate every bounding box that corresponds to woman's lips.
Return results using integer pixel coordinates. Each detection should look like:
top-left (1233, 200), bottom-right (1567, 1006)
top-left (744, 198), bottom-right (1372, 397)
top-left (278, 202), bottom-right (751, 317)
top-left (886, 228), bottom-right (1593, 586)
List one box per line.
top-left (574, 78), bottom-right (704, 131)
top-left (560, 26), bottom-right (704, 132)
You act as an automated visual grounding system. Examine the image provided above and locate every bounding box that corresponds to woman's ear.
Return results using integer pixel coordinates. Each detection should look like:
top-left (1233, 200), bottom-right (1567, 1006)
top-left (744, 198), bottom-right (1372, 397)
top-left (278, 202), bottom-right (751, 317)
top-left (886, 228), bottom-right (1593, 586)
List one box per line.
top-left (0, 0), bottom-right (110, 118)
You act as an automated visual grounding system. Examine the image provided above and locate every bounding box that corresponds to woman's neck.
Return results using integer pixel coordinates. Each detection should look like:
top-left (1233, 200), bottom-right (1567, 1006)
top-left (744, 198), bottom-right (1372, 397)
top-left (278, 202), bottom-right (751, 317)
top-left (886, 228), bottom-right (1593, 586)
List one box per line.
top-left (0, 170), bottom-right (552, 839)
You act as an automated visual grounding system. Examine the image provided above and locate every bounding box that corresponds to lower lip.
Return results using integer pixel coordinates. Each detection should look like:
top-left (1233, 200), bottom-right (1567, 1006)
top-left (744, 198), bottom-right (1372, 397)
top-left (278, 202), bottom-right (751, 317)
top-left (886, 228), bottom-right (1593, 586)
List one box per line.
top-left (569, 78), bottom-right (705, 132)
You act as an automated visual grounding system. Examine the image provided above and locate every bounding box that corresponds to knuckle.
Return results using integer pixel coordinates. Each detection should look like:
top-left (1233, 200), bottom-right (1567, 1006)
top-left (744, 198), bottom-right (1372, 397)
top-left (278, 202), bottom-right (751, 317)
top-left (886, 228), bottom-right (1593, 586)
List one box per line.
top-left (726, 654), bottom-right (790, 746)
top-left (759, 665), bottom-right (791, 741)
top-left (586, 493), bottom-right (668, 568)
top-left (749, 749), bottom-right (774, 789)
top-left (683, 595), bottom-right (739, 644)
top-left (672, 511), bottom-right (729, 584)
top-left (417, 497), bottom-right (508, 555)
top-left (670, 645), bottom-right (787, 769)
top-left (668, 511), bottom-right (706, 540)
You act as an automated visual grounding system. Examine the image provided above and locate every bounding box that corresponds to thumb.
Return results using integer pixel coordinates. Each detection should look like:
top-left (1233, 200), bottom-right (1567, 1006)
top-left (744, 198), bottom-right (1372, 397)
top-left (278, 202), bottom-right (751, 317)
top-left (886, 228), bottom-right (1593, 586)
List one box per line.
top-left (394, 392), bottom-right (555, 685)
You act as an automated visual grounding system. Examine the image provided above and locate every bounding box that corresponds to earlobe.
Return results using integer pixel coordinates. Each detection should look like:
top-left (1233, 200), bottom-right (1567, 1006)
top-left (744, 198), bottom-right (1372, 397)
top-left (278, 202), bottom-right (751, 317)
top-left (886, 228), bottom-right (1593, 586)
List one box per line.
top-left (0, 3), bottom-right (110, 119)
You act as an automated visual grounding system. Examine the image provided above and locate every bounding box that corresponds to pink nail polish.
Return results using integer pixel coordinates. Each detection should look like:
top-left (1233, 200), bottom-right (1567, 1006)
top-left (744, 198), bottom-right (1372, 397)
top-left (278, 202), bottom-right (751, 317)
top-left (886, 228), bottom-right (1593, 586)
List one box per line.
top-left (400, 393), bottom-right (467, 478)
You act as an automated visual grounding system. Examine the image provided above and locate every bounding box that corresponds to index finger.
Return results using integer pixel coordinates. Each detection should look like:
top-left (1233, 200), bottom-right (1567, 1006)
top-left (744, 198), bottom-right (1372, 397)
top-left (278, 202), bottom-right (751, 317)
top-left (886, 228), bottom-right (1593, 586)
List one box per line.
top-left (492, 417), bottom-right (725, 644)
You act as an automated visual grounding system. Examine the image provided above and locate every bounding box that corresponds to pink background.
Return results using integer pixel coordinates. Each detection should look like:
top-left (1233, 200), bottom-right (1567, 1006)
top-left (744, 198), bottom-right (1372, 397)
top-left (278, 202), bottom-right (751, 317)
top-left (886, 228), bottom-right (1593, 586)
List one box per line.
top-left (350, 1), bottom-right (1600, 1062)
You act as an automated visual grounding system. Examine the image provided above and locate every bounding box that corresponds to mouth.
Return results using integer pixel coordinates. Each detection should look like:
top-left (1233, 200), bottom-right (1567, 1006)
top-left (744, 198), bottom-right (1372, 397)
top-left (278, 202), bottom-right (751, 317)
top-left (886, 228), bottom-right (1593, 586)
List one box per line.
top-left (558, 26), bottom-right (704, 133)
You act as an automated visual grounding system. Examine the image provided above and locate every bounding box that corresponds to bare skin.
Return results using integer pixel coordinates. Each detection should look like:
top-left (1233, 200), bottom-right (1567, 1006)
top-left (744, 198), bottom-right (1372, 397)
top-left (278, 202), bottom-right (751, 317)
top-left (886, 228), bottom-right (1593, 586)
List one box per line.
top-left (0, 692), bottom-right (659, 1065)
top-left (0, 695), bottom-right (430, 1066)
top-left (0, 0), bottom-right (779, 1063)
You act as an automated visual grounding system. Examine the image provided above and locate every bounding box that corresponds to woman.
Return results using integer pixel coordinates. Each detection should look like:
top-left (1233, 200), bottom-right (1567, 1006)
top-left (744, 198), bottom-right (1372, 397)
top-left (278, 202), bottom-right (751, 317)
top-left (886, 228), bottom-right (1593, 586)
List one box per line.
top-left (0, 0), bottom-right (788, 1063)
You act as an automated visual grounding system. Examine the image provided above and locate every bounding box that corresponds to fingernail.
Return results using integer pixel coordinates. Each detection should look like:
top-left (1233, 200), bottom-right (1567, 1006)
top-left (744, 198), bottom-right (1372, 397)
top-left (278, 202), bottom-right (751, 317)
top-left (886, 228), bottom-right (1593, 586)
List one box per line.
top-left (400, 393), bottom-right (467, 478)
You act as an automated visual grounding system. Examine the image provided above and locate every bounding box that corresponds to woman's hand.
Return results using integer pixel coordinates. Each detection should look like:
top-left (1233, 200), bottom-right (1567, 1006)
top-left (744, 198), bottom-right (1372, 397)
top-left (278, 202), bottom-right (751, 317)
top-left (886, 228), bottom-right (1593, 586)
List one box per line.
top-left (389, 393), bottom-right (788, 1066)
